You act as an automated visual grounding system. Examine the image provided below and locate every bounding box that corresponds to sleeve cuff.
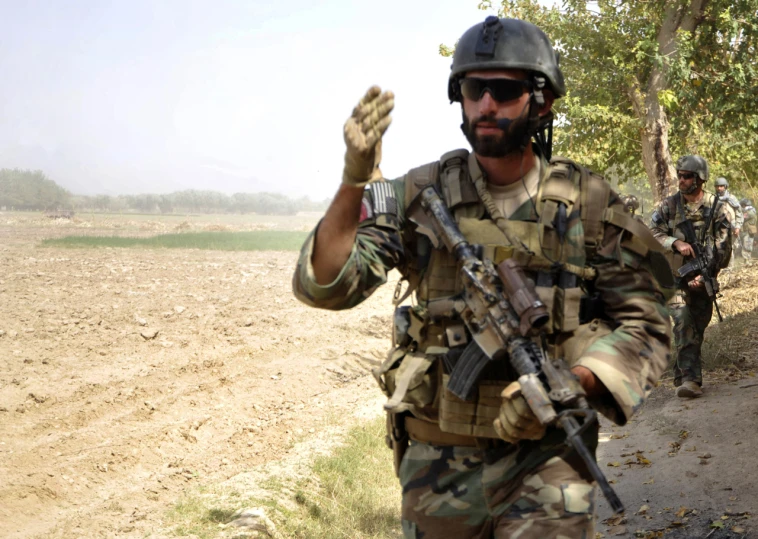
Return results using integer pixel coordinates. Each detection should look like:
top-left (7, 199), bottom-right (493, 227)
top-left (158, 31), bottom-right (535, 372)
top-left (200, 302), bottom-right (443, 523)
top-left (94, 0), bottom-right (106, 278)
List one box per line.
top-left (662, 236), bottom-right (678, 250)
top-left (300, 229), bottom-right (357, 301)
top-left (573, 356), bottom-right (648, 426)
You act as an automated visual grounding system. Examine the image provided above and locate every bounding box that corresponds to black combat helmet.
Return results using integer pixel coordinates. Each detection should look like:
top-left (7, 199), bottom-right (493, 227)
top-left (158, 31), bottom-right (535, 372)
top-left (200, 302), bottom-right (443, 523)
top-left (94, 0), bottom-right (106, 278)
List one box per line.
top-left (715, 177), bottom-right (729, 188)
top-left (448, 17), bottom-right (565, 102)
top-left (448, 17), bottom-right (564, 159)
top-left (676, 155), bottom-right (709, 183)
top-left (741, 198), bottom-right (751, 207)
top-left (621, 194), bottom-right (640, 213)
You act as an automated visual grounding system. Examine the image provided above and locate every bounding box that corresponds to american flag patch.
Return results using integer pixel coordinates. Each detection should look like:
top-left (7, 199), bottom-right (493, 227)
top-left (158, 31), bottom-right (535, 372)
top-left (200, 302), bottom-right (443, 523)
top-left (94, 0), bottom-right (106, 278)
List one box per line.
top-left (370, 182), bottom-right (398, 216)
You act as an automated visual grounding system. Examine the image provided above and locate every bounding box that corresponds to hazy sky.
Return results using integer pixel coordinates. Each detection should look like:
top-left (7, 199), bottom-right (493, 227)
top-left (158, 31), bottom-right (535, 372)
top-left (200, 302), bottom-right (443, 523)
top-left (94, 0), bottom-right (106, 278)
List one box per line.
top-left (0, 0), bottom-right (507, 200)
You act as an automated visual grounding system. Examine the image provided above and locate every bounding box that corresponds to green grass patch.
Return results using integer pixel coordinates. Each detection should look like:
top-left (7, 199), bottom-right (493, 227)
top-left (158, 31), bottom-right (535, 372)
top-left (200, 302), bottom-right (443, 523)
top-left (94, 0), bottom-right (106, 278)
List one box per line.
top-left (280, 417), bottom-right (401, 538)
top-left (164, 415), bottom-right (402, 538)
top-left (39, 230), bottom-right (309, 251)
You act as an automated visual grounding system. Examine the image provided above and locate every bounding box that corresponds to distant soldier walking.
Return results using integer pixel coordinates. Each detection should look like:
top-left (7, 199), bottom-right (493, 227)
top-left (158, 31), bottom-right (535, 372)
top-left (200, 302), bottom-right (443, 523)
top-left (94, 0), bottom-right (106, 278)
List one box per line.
top-left (715, 177), bottom-right (742, 268)
top-left (740, 198), bottom-right (757, 260)
top-left (650, 156), bottom-right (732, 398)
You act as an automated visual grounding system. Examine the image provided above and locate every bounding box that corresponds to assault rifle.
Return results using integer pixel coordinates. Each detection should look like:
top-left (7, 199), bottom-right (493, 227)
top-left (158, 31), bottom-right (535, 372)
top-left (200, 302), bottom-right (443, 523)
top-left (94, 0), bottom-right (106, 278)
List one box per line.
top-left (407, 185), bottom-right (624, 514)
top-left (675, 194), bottom-right (723, 321)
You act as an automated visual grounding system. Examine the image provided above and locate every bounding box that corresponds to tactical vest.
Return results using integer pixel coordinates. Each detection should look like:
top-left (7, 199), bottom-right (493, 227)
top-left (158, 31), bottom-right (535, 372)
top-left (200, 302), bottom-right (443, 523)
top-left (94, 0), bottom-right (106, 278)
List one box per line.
top-left (661, 192), bottom-right (720, 277)
top-left (374, 149), bottom-right (661, 440)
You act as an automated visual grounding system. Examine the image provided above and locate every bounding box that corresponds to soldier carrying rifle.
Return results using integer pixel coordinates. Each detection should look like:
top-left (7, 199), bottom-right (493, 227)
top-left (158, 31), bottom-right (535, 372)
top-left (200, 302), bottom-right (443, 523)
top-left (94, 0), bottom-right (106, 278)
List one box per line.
top-left (293, 16), bottom-right (672, 538)
top-left (649, 155), bottom-right (732, 399)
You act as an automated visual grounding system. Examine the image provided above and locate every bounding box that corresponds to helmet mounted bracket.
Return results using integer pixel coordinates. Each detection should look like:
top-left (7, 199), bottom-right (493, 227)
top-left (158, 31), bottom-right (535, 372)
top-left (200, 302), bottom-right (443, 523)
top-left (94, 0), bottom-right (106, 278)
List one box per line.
top-left (531, 75), bottom-right (554, 160)
top-left (475, 16), bottom-right (502, 57)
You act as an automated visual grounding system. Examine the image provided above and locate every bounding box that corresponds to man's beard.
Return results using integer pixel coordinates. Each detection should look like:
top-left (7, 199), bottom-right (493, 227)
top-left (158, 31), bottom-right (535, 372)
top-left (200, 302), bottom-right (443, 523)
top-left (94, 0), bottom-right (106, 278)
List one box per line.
top-left (679, 181), bottom-right (700, 195)
top-left (461, 103), bottom-right (533, 158)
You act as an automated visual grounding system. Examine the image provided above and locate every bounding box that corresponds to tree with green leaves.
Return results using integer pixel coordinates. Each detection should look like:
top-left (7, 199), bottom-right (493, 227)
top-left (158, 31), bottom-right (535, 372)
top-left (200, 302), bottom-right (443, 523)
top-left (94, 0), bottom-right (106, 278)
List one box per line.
top-left (0, 168), bottom-right (71, 210)
top-left (449, 1), bottom-right (758, 202)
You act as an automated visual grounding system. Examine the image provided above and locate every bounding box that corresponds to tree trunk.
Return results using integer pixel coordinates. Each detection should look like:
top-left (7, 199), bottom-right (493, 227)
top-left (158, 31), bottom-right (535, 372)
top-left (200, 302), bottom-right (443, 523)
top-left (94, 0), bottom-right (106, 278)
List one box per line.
top-left (632, 0), bottom-right (710, 204)
top-left (640, 103), bottom-right (676, 203)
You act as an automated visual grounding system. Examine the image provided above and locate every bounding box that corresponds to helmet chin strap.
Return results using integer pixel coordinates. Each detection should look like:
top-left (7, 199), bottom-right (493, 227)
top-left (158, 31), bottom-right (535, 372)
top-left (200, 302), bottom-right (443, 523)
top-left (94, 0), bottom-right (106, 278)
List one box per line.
top-left (493, 76), bottom-right (553, 160)
top-left (494, 98), bottom-right (531, 134)
top-left (681, 181), bottom-right (702, 195)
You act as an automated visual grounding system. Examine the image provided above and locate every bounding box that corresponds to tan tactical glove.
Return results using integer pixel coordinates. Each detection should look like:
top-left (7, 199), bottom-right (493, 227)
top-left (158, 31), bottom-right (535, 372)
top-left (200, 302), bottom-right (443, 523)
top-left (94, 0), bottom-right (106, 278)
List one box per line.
top-left (342, 85), bottom-right (395, 188)
top-left (493, 381), bottom-right (547, 444)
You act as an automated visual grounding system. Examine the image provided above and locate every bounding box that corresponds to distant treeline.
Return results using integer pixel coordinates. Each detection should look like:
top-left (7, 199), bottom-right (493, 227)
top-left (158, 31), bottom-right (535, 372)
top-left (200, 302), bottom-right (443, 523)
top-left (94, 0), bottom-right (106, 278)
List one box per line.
top-left (0, 168), bottom-right (330, 215)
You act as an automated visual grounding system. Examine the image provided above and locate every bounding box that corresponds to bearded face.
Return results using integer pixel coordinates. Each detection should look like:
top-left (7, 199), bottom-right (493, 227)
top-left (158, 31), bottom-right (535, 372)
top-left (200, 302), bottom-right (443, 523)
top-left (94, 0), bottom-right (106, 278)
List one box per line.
top-left (677, 171), bottom-right (701, 195)
top-left (460, 102), bottom-right (533, 158)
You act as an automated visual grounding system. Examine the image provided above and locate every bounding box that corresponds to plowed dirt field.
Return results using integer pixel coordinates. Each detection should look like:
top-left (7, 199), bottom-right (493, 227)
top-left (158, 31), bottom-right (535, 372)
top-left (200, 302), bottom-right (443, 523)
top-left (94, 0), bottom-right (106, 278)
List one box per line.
top-left (0, 213), bottom-right (391, 538)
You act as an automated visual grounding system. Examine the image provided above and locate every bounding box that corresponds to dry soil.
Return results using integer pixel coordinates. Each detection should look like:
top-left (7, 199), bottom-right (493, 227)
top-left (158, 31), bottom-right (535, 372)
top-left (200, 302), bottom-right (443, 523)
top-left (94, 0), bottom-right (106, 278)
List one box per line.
top-left (1, 213), bottom-right (757, 539)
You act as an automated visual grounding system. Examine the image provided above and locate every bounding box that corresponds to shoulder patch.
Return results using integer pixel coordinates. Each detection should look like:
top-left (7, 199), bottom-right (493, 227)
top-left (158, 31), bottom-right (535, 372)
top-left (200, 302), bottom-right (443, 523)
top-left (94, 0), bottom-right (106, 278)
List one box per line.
top-left (370, 182), bottom-right (398, 216)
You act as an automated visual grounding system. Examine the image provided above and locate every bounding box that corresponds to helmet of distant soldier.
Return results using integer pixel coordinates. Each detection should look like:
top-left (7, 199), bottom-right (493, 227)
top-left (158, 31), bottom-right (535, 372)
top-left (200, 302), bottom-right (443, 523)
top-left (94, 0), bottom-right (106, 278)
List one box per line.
top-left (741, 198), bottom-right (752, 207)
top-left (715, 177), bottom-right (729, 188)
top-left (448, 17), bottom-right (565, 102)
top-left (621, 194), bottom-right (640, 214)
top-left (676, 155), bottom-right (709, 183)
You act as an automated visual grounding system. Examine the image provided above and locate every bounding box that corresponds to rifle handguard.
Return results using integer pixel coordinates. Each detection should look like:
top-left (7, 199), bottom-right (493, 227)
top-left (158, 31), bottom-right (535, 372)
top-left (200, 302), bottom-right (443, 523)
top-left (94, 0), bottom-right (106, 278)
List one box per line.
top-left (518, 373), bottom-right (557, 424)
top-left (497, 258), bottom-right (550, 336)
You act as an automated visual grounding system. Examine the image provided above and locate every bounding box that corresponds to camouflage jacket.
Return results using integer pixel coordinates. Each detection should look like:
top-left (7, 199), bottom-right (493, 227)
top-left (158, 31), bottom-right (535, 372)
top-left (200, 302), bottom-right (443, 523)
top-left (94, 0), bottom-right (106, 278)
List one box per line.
top-left (649, 191), bottom-right (732, 279)
top-left (719, 190), bottom-right (744, 229)
top-left (293, 152), bottom-right (671, 429)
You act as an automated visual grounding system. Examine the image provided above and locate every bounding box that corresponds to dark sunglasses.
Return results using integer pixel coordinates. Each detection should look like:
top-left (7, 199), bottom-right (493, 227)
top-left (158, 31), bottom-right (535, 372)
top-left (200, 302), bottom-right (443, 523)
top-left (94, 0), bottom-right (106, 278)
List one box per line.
top-left (677, 172), bottom-right (696, 180)
top-left (459, 77), bottom-right (532, 103)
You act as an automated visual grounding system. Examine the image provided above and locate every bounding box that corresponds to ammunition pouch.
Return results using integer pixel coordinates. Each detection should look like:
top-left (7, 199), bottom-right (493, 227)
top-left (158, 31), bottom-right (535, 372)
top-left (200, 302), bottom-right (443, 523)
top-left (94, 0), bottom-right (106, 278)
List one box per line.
top-left (438, 373), bottom-right (505, 439)
top-left (372, 345), bottom-right (441, 418)
top-left (534, 270), bottom-right (583, 333)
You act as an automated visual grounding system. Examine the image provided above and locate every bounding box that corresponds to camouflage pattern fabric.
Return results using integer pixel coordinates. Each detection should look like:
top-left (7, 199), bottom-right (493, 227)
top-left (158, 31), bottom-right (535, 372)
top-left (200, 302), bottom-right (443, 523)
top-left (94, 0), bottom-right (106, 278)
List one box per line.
top-left (743, 234), bottom-right (755, 258)
top-left (650, 192), bottom-right (730, 387)
top-left (742, 204), bottom-right (757, 258)
top-left (399, 434), bottom-right (596, 539)
top-left (719, 190), bottom-right (744, 230)
top-left (294, 158), bottom-right (671, 425)
top-left (293, 149), bottom-right (671, 535)
top-left (720, 190), bottom-right (742, 268)
top-left (669, 290), bottom-right (712, 386)
top-left (292, 179), bottom-right (407, 311)
top-left (649, 191), bottom-right (732, 273)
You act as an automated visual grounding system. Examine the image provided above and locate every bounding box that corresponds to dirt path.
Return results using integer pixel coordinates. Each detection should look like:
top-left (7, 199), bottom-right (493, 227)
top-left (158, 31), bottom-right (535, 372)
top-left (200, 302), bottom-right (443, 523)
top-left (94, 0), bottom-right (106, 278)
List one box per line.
top-left (597, 378), bottom-right (758, 538)
top-left (2, 215), bottom-right (757, 539)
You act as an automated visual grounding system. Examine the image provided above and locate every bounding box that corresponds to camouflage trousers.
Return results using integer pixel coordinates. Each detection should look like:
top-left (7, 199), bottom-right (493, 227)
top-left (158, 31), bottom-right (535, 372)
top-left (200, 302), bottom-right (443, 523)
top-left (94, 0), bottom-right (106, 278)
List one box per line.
top-left (398, 434), bottom-right (597, 538)
top-left (742, 234), bottom-right (755, 258)
top-left (669, 289), bottom-right (713, 386)
top-left (728, 237), bottom-right (741, 267)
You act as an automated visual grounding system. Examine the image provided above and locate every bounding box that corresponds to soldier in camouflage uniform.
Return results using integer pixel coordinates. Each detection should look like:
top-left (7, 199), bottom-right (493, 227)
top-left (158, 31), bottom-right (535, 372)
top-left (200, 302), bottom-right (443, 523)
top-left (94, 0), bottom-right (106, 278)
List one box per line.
top-left (740, 198), bottom-right (757, 259)
top-left (650, 157), bottom-right (732, 398)
top-left (293, 17), bottom-right (671, 538)
top-left (715, 177), bottom-right (743, 267)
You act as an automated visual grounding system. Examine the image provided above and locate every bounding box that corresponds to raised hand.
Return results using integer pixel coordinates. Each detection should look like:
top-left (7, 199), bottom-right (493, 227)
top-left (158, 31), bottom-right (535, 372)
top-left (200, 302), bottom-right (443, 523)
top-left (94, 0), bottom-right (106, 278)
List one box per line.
top-left (342, 86), bottom-right (395, 188)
